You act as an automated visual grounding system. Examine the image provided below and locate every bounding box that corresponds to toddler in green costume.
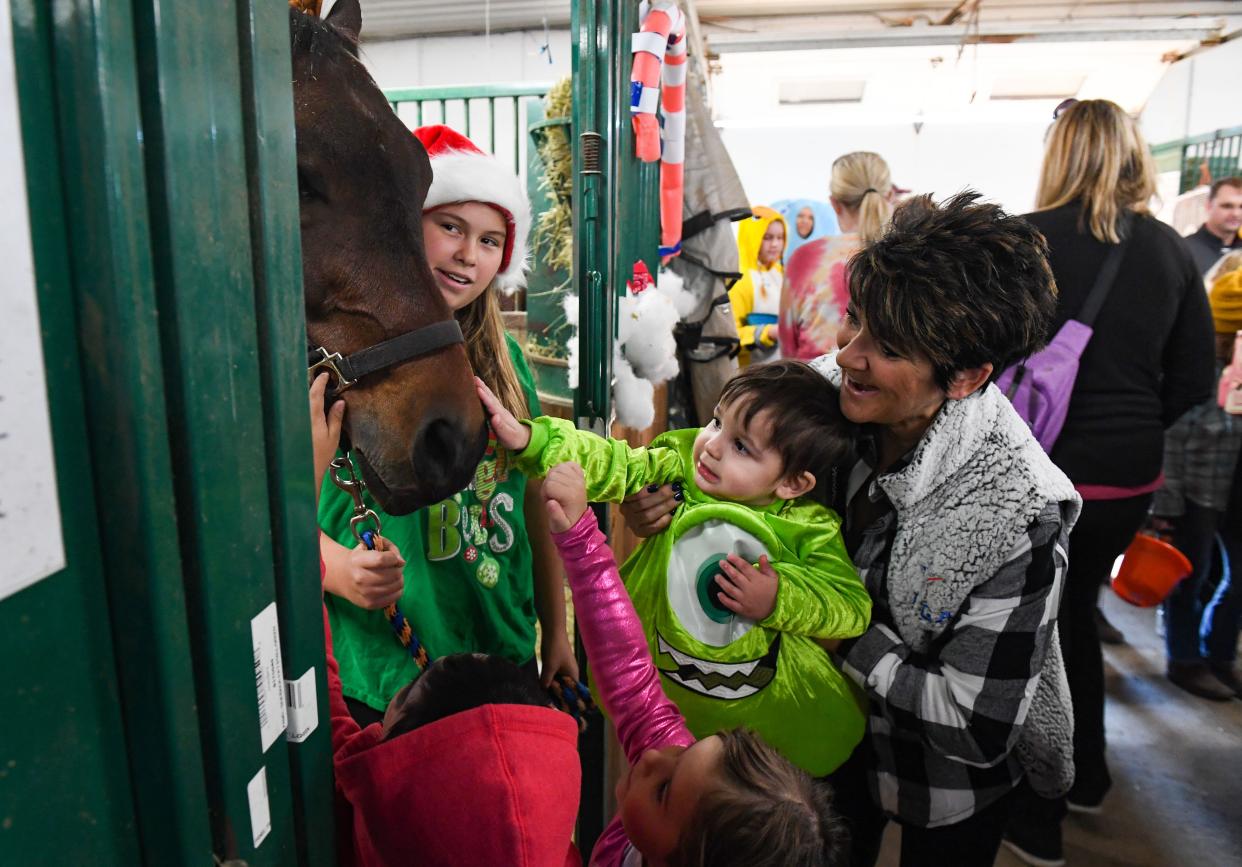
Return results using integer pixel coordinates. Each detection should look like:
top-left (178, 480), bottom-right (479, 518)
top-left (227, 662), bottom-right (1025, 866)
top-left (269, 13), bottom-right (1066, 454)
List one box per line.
top-left (477, 359), bottom-right (870, 776)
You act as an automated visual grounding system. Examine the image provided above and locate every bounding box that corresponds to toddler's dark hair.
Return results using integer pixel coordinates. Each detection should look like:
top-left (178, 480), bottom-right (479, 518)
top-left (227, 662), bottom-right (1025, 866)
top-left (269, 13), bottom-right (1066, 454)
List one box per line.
top-left (670, 728), bottom-right (847, 867)
top-left (717, 360), bottom-right (854, 486)
top-left (383, 653), bottom-right (549, 741)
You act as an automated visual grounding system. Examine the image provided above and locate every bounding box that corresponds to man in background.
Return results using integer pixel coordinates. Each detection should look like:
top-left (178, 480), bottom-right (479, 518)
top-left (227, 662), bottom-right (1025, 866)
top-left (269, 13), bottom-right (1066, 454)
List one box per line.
top-left (1186, 177), bottom-right (1242, 275)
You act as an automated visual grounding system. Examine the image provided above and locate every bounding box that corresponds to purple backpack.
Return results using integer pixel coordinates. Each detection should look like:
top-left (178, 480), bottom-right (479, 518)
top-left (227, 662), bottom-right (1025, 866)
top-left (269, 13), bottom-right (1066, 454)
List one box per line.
top-left (996, 232), bottom-right (1129, 452)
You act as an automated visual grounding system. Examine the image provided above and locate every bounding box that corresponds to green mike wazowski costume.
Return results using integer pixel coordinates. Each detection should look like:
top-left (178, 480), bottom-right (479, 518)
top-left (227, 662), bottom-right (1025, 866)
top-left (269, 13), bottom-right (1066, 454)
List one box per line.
top-left (516, 417), bottom-right (870, 776)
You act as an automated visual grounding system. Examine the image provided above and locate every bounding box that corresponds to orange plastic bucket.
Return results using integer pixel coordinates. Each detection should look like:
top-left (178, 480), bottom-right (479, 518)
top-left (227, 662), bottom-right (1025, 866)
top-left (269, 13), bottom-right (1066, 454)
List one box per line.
top-left (1110, 533), bottom-right (1192, 607)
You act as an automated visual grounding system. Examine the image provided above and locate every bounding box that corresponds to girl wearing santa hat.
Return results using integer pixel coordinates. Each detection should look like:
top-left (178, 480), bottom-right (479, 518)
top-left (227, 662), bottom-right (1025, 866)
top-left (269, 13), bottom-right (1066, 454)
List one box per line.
top-left (318, 125), bottom-right (579, 726)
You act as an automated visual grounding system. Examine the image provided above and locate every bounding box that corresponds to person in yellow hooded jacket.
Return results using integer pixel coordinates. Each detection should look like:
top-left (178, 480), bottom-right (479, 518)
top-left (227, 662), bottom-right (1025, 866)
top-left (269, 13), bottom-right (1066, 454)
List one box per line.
top-left (729, 206), bottom-right (787, 366)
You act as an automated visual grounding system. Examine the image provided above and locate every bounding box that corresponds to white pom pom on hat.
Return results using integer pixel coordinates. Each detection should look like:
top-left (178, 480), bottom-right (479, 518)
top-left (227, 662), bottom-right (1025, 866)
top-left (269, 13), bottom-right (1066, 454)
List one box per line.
top-left (413, 124), bottom-right (532, 294)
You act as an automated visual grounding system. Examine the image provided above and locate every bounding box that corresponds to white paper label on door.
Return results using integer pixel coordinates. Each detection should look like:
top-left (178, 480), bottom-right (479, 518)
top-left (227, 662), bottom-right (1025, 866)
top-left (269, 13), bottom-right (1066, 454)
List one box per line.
top-left (247, 765), bottom-right (272, 848)
top-left (0, 0), bottom-right (66, 603)
top-left (251, 602), bottom-right (288, 753)
top-left (285, 666), bottom-right (319, 744)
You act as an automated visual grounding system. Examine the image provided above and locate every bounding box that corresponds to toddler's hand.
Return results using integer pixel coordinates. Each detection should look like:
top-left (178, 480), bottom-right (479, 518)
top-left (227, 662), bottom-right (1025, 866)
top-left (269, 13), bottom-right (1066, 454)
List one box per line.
top-left (309, 372), bottom-right (346, 498)
top-left (715, 554), bottom-right (779, 621)
top-left (543, 462), bottom-right (588, 533)
top-left (342, 535), bottom-right (406, 610)
top-left (475, 377), bottom-right (531, 451)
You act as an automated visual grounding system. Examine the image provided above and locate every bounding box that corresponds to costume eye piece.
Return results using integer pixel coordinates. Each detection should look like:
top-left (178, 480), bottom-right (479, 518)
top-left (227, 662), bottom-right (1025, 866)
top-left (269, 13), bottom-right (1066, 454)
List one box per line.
top-left (666, 521), bottom-right (769, 647)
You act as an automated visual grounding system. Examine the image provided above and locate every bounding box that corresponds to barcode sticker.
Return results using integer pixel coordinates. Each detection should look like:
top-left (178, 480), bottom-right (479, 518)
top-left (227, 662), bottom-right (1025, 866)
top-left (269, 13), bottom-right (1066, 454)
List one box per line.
top-left (247, 765), bottom-right (272, 848)
top-left (284, 667), bottom-right (319, 743)
top-left (250, 602), bottom-right (287, 753)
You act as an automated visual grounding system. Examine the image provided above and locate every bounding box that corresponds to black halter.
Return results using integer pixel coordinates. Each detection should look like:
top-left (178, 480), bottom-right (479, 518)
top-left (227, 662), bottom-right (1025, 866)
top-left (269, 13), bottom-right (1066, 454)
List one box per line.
top-left (306, 319), bottom-right (464, 393)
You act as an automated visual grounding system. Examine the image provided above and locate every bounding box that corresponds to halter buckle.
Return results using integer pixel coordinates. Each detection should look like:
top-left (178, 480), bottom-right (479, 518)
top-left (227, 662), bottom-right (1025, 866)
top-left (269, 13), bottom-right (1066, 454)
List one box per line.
top-left (307, 347), bottom-right (357, 393)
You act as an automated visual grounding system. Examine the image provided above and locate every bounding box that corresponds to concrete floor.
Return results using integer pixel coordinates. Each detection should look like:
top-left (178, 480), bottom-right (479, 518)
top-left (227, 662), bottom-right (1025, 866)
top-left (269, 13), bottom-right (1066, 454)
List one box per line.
top-left (878, 590), bottom-right (1242, 867)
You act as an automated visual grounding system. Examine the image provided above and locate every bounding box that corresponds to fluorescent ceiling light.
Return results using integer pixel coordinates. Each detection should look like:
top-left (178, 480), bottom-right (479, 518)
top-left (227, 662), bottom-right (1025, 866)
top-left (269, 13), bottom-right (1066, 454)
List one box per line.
top-left (778, 79), bottom-right (866, 105)
top-left (990, 74), bottom-right (1084, 100)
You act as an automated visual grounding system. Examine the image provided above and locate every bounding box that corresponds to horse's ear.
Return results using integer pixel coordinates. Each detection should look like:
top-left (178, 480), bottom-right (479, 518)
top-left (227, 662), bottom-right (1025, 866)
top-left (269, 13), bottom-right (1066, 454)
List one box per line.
top-left (324, 0), bottom-right (362, 46)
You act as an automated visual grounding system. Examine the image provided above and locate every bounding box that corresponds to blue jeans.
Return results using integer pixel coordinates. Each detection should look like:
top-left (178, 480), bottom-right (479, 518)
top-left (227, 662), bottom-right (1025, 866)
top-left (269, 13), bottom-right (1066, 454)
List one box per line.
top-left (1164, 501), bottom-right (1242, 665)
top-left (1201, 532), bottom-right (1240, 665)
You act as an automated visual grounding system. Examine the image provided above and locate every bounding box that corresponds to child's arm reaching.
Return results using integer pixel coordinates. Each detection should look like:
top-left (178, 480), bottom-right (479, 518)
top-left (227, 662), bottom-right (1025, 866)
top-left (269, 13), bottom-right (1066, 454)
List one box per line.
top-left (543, 463), bottom-right (694, 761)
top-left (477, 377), bottom-right (683, 502)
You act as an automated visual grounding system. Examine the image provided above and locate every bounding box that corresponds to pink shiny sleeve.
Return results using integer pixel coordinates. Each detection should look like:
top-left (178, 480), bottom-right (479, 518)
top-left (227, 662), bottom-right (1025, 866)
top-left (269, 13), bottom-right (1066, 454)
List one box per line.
top-left (552, 510), bottom-right (694, 763)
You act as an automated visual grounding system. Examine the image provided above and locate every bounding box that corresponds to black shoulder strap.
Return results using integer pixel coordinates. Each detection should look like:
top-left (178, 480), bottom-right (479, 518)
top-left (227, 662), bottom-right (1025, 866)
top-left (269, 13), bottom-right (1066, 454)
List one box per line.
top-left (1076, 216), bottom-right (1133, 328)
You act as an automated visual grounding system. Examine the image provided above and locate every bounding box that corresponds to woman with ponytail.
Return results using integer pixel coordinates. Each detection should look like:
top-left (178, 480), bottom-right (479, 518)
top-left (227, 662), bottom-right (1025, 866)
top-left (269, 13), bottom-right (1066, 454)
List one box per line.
top-left (780, 152), bottom-right (897, 359)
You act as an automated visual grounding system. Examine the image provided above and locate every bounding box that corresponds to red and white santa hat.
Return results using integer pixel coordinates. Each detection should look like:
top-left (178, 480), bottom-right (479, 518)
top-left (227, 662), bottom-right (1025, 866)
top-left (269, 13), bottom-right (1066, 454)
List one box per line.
top-left (413, 124), bottom-right (531, 294)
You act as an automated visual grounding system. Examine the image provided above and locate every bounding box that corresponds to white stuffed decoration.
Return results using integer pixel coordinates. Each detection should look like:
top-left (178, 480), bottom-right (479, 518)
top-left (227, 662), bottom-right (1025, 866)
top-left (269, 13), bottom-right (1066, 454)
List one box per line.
top-left (622, 289), bottom-right (680, 383)
top-left (612, 346), bottom-right (656, 430)
top-left (655, 266), bottom-right (697, 320)
top-left (563, 293), bottom-right (580, 390)
top-left (610, 265), bottom-right (692, 428)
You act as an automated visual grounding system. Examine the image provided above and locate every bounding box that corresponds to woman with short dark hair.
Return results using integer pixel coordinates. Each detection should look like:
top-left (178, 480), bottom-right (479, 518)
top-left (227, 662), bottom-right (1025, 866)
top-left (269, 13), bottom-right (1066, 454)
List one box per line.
top-left (814, 192), bottom-right (1078, 867)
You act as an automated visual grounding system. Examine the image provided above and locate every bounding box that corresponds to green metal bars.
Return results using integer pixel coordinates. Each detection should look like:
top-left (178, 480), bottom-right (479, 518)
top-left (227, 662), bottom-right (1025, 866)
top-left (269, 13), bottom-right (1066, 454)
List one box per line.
top-left (1181, 126), bottom-right (1242, 193)
top-left (569, 0), bottom-right (661, 852)
top-left (1152, 125), bottom-right (1242, 194)
top-left (571, 0), bottom-right (660, 424)
top-left (384, 82), bottom-right (552, 175)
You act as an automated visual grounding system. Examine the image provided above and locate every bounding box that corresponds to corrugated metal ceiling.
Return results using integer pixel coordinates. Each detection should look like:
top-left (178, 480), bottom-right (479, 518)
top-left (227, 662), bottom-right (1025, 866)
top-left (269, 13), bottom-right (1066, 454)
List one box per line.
top-left (355, 1), bottom-right (1240, 43)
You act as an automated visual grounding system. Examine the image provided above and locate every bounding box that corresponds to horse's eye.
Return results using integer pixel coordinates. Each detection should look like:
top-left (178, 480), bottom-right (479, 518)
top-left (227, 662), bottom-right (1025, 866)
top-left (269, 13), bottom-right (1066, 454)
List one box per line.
top-left (298, 168), bottom-right (324, 202)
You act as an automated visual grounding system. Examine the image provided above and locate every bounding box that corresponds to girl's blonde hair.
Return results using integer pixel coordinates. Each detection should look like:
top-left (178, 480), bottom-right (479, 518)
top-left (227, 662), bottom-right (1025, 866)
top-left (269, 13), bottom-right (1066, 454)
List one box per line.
top-left (830, 151), bottom-right (894, 243)
top-left (1035, 99), bottom-right (1158, 244)
top-left (458, 285), bottom-right (530, 420)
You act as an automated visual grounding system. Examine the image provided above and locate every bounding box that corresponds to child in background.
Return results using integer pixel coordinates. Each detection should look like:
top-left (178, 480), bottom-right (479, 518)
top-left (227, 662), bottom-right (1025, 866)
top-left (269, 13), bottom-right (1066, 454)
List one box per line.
top-left (318, 125), bottom-right (577, 726)
top-left (729, 206), bottom-right (787, 366)
top-left (542, 460), bottom-right (846, 867)
top-left (309, 373), bottom-right (582, 867)
top-left (1154, 255), bottom-right (1242, 699)
top-left (478, 360), bottom-right (870, 777)
top-left (773, 198), bottom-right (839, 261)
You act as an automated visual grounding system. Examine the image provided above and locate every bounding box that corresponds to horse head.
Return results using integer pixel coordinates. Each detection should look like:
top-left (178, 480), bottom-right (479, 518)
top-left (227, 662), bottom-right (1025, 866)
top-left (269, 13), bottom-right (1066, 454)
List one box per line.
top-left (290, 0), bottom-right (487, 514)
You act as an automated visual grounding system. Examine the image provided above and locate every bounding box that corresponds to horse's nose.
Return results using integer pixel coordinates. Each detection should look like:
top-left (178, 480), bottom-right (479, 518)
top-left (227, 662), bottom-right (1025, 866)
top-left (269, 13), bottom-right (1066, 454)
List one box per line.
top-left (413, 417), bottom-right (472, 494)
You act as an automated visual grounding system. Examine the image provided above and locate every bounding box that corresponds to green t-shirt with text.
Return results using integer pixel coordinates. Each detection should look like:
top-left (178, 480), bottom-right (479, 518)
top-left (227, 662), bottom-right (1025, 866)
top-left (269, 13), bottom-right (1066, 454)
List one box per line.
top-left (320, 332), bottom-right (541, 711)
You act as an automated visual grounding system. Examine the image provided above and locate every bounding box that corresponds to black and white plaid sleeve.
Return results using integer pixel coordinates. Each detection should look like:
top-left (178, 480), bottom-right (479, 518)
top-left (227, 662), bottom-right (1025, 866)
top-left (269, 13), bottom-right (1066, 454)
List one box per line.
top-left (840, 501), bottom-right (1068, 769)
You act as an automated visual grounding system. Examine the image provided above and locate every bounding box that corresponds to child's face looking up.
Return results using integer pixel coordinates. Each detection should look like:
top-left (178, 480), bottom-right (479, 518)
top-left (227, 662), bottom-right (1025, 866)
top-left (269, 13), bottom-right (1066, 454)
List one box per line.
top-left (692, 398), bottom-right (808, 506)
top-left (421, 202), bottom-right (507, 311)
top-left (616, 735), bottom-right (723, 863)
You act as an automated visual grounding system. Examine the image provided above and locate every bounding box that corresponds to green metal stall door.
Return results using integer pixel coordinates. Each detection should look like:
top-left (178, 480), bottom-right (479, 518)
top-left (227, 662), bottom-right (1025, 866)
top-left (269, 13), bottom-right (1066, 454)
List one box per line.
top-left (1, 1), bottom-right (159, 864)
top-left (2, 1), bottom-right (332, 865)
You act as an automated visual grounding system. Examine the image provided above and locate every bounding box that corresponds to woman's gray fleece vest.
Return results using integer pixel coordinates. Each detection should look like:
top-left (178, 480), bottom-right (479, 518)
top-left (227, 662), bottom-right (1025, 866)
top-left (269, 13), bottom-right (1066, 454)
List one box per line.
top-left (813, 354), bottom-right (1083, 797)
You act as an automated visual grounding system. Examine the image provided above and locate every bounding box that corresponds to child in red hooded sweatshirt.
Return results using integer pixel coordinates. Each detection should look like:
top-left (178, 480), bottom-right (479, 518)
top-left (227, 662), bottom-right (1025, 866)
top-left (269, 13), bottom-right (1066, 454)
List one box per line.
top-left (308, 373), bottom-right (583, 867)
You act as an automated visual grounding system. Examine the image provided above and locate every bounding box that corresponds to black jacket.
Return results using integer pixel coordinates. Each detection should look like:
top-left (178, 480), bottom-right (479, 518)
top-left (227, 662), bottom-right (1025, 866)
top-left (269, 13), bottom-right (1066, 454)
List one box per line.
top-left (1023, 204), bottom-right (1215, 488)
top-left (1184, 224), bottom-right (1242, 276)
